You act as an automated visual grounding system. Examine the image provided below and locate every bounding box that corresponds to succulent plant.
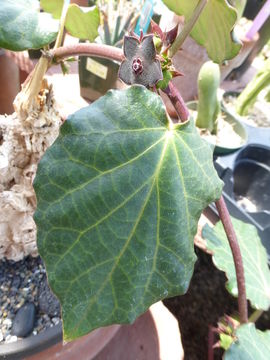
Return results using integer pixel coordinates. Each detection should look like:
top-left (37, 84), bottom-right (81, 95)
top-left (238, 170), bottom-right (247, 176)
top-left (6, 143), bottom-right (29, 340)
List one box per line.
top-left (195, 61), bottom-right (221, 135)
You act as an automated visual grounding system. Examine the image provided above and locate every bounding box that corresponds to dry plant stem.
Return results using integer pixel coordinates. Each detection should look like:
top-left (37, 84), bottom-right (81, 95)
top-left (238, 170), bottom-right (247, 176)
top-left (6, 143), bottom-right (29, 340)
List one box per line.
top-left (215, 196), bottom-right (248, 324)
top-left (52, 43), bottom-right (124, 63)
top-left (20, 56), bottom-right (51, 110)
top-left (163, 82), bottom-right (189, 122)
top-left (168, 0), bottom-right (208, 58)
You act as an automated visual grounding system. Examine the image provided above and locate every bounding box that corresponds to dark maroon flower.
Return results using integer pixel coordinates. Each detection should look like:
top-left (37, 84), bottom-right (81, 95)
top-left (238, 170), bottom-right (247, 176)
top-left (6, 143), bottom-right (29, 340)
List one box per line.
top-left (119, 34), bottom-right (163, 87)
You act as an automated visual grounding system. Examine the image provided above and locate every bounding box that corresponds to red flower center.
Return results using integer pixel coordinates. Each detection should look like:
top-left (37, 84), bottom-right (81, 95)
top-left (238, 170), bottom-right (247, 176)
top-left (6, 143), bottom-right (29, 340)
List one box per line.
top-left (132, 58), bottom-right (143, 75)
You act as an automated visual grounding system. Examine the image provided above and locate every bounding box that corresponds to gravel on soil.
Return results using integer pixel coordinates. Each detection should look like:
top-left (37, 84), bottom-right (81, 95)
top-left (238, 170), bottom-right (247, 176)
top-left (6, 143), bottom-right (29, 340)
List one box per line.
top-left (0, 256), bottom-right (61, 344)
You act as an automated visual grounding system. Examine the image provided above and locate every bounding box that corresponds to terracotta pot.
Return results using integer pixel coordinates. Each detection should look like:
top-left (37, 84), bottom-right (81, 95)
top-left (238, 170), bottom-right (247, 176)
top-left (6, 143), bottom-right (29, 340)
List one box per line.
top-left (0, 302), bottom-right (183, 360)
top-left (0, 51), bottom-right (20, 114)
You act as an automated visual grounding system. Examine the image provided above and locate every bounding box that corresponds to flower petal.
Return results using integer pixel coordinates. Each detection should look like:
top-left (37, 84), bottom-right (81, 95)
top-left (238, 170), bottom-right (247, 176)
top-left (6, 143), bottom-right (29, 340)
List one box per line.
top-left (123, 35), bottom-right (140, 59)
top-left (139, 34), bottom-right (156, 60)
top-left (118, 59), bottom-right (132, 85)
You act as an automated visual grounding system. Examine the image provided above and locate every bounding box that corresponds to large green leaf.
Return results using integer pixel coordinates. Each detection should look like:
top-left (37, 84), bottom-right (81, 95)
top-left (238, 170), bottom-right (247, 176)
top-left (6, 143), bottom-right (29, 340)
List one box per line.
top-left (65, 5), bottom-right (100, 41)
top-left (40, 0), bottom-right (64, 19)
top-left (34, 86), bottom-right (222, 341)
top-left (203, 218), bottom-right (270, 310)
top-left (163, 0), bottom-right (241, 63)
top-left (0, 0), bottom-right (59, 51)
top-left (225, 324), bottom-right (270, 359)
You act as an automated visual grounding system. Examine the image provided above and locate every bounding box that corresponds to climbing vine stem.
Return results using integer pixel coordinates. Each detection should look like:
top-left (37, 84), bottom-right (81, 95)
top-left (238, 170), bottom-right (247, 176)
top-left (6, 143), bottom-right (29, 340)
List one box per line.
top-left (215, 196), bottom-right (248, 324)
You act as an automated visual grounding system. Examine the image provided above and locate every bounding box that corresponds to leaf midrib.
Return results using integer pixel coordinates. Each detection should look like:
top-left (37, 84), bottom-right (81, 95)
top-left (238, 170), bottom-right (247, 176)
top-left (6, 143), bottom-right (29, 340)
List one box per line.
top-left (65, 134), bottom-right (170, 338)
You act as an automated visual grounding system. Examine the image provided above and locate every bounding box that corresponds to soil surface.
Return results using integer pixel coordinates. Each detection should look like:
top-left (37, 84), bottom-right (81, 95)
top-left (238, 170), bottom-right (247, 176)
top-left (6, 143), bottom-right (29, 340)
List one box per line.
top-left (164, 248), bottom-right (270, 360)
top-left (223, 94), bottom-right (270, 128)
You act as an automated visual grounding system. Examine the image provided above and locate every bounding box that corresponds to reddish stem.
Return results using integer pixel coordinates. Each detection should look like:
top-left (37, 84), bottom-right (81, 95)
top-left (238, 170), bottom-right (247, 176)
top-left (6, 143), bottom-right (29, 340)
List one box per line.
top-left (162, 82), bottom-right (189, 122)
top-left (52, 43), bottom-right (124, 63)
top-left (215, 196), bottom-right (248, 324)
top-left (208, 326), bottom-right (215, 360)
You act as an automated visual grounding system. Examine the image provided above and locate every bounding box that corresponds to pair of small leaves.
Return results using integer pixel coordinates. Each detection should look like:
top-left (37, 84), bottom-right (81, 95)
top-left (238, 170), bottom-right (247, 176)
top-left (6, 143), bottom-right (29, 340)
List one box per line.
top-left (41, 0), bottom-right (100, 42)
top-left (163, 0), bottom-right (241, 63)
top-left (202, 218), bottom-right (270, 311)
top-left (0, 0), bottom-right (99, 51)
top-left (34, 86), bottom-right (223, 341)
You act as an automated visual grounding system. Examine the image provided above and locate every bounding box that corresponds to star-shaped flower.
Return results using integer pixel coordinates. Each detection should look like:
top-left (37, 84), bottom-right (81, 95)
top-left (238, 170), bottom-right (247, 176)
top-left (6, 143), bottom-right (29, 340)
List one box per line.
top-left (119, 34), bottom-right (163, 87)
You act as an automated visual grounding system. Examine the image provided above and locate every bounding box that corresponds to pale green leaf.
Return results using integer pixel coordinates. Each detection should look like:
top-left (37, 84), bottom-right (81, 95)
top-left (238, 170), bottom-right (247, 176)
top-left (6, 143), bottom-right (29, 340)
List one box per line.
top-left (203, 218), bottom-right (270, 310)
top-left (225, 324), bottom-right (270, 360)
top-left (0, 0), bottom-right (59, 51)
top-left (40, 0), bottom-right (64, 19)
top-left (163, 0), bottom-right (241, 63)
top-left (65, 4), bottom-right (100, 41)
top-left (34, 86), bottom-right (222, 341)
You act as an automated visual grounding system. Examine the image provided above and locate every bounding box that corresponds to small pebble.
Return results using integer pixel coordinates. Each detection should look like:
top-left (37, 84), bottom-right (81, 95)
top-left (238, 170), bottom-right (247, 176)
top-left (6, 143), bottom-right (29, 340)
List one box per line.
top-left (3, 319), bottom-right (12, 328)
top-left (5, 335), bottom-right (17, 344)
top-left (11, 303), bottom-right (36, 337)
top-left (1, 256), bottom-right (61, 343)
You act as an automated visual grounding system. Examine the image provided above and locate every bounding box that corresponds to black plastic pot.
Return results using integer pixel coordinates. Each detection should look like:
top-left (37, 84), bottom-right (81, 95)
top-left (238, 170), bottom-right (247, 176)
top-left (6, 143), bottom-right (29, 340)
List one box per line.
top-left (79, 56), bottom-right (120, 102)
top-left (213, 120), bottom-right (270, 261)
top-left (233, 145), bottom-right (270, 214)
top-left (0, 323), bottom-right (62, 360)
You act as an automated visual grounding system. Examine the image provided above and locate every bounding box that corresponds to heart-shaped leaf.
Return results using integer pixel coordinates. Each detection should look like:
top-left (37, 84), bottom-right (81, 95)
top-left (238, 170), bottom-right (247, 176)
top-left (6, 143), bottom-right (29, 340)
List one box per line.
top-left (163, 0), bottom-right (241, 63)
top-left (65, 4), bottom-right (100, 41)
top-left (225, 324), bottom-right (270, 359)
top-left (40, 0), bottom-right (64, 19)
top-left (34, 86), bottom-right (222, 341)
top-left (203, 218), bottom-right (270, 310)
top-left (0, 0), bottom-right (59, 51)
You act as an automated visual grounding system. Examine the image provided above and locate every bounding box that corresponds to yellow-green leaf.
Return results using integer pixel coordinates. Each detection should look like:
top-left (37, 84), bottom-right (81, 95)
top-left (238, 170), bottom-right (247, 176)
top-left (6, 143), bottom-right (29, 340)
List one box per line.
top-left (40, 0), bottom-right (64, 19)
top-left (163, 0), bottom-right (241, 63)
top-left (65, 4), bottom-right (100, 41)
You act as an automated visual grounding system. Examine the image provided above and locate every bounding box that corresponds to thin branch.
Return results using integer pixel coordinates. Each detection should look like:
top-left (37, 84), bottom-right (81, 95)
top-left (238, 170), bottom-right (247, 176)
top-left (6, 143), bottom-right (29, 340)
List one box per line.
top-left (168, 0), bottom-right (208, 58)
top-left (51, 43), bottom-right (124, 63)
top-left (54, 0), bottom-right (70, 50)
top-left (162, 81), bottom-right (189, 122)
top-left (215, 196), bottom-right (248, 324)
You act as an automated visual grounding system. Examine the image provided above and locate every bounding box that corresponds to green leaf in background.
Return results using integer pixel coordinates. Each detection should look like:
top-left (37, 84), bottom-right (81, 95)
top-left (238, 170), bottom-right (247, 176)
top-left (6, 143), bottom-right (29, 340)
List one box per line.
top-left (224, 324), bottom-right (270, 359)
top-left (163, 0), bottom-right (242, 63)
top-left (40, 0), bottom-right (64, 19)
top-left (202, 218), bottom-right (270, 310)
top-left (0, 0), bottom-right (59, 51)
top-left (34, 86), bottom-right (222, 341)
top-left (65, 5), bottom-right (100, 41)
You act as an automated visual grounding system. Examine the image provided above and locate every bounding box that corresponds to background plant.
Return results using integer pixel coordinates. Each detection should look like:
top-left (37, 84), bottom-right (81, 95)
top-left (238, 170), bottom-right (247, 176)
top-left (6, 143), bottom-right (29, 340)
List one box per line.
top-left (195, 60), bottom-right (221, 134)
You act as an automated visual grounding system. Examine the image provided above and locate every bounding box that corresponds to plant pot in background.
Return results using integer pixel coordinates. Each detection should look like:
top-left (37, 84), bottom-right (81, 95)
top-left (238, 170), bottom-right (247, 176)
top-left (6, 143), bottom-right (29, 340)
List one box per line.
top-left (222, 90), bottom-right (270, 128)
top-left (187, 101), bottom-right (248, 155)
top-left (220, 31), bottom-right (260, 82)
top-left (0, 50), bottom-right (20, 115)
top-left (79, 56), bottom-right (121, 102)
top-left (0, 322), bottom-right (120, 360)
top-left (0, 302), bottom-right (183, 360)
